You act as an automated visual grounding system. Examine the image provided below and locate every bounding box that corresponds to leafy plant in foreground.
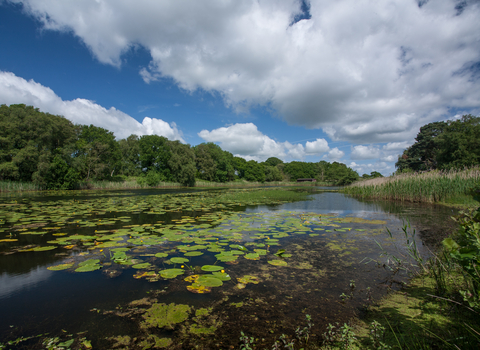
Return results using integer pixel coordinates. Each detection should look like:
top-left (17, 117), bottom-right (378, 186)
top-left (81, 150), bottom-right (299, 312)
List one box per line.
top-left (442, 203), bottom-right (480, 310)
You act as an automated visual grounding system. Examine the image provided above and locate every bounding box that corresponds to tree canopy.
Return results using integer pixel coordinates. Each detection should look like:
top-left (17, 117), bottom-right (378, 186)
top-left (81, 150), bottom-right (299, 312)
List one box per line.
top-left (396, 115), bottom-right (480, 172)
top-left (0, 104), bottom-right (361, 188)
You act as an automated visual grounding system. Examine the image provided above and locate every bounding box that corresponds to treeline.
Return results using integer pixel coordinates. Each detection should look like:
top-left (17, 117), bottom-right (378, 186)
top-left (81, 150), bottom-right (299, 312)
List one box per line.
top-left (0, 104), bottom-right (359, 189)
top-left (396, 114), bottom-right (480, 172)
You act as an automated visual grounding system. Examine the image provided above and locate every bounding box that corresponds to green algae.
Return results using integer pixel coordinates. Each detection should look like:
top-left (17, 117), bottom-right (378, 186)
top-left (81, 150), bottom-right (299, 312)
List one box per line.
top-left (141, 303), bottom-right (191, 329)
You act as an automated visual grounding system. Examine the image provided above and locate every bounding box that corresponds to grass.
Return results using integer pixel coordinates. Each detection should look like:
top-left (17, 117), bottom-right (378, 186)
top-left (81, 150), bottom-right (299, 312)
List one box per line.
top-left (0, 178), bottom-right (323, 193)
top-left (343, 167), bottom-right (480, 205)
top-left (0, 180), bottom-right (43, 192)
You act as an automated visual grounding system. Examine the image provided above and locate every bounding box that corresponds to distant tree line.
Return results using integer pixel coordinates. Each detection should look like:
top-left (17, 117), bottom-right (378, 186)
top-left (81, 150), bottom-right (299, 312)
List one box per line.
top-left (396, 114), bottom-right (480, 172)
top-left (0, 104), bottom-right (359, 189)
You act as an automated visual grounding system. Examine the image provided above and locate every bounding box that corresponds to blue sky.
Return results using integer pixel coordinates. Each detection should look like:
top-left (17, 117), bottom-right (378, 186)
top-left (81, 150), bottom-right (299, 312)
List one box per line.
top-left (1, 0), bottom-right (479, 176)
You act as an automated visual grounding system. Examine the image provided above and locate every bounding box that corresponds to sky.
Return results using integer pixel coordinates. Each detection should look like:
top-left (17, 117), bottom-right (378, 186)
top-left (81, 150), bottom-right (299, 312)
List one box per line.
top-left (0, 0), bottom-right (479, 176)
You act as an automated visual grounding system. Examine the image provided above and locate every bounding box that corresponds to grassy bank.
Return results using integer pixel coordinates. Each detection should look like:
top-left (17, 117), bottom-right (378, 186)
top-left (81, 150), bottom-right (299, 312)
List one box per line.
top-left (342, 167), bottom-right (480, 205)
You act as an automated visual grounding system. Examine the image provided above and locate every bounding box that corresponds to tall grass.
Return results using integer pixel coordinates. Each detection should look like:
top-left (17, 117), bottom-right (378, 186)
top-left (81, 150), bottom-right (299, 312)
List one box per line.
top-left (0, 180), bottom-right (43, 192)
top-left (343, 167), bottom-right (480, 203)
top-left (77, 180), bottom-right (182, 190)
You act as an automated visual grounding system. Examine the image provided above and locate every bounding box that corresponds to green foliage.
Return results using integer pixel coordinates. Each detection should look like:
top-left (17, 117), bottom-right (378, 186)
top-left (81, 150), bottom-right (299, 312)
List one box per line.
top-left (442, 199), bottom-right (480, 309)
top-left (139, 135), bottom-right (172, 179)
top-left (75, 124), bottom-right (121, 180)
top-left (168, 141), bottom-right (196, 186)
top-left (243, 160), bottom-right (265, 183)
top-left (118, 134), bottom-right (141, 176)
top-left (194, 143), bottom-right (235, 182)
top-left (0, 104), bottom-right (76, 182)
top-left (0, 103), bottom-right (360, 190)
top-left (396, 115), bottom-right (480, 172)
top-left (264, 157), bottom-right (283, 167)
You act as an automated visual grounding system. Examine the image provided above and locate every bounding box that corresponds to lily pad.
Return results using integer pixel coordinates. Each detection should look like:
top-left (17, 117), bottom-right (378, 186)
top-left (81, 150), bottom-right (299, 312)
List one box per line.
top-left (47, 263), bottom-right (74, 271)
top-left (244, 253), bottom-right (260, 260)
top-left (170, 257), bottom-right (189, 264)
top-left (201, 265), bottom-right (224, 272)
top-left (184, 251), bottom-right (203, 257)
top-left (132, 262), bottom-right (152, 269)
top-left (33, 246), bottom-right (57, 252)
top-left (155, 252), bottom-right (168, 258)
top-left (160, 268), bottom-right (185, 279)
top-left (196, 276), bottom-right (223, 287)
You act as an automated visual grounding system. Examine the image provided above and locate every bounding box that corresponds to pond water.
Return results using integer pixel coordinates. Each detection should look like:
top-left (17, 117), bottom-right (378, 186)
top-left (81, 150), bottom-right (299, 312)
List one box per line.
top-left (0, 188), bottom-right (456, 349)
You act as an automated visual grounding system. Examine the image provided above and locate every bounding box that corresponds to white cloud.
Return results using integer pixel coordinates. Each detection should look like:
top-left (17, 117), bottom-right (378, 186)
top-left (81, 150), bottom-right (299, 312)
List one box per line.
top-left (198, 123), bottom-right (330, 162)
top-left (327, 147), bottom-right (345, 161)
top-left (9, 0), bottom-right (480, 144)
top-left (0, 71), bottom-right (184, 141)
top-left (305, 138), bottom-right (329, 154)
top-left (350, 145), bottom-right (381, 160)
top-left (382, 141), bottom-right (411, 151)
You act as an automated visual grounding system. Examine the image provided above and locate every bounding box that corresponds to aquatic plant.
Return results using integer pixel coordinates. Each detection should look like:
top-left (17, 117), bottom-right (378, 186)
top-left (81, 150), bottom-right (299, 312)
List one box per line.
top-left (141, 303), bottom-right (191, 329)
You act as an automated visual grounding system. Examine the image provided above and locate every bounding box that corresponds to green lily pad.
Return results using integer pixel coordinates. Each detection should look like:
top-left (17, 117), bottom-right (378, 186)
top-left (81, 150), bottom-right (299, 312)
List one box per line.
top-left (75, 264), bottom-right (101, 272)
top-left (170, 257), bottom-right (189, 264)
top-left (132, 262), bottom-right (152, 269)
top-left (184, 251), bottom-right (203, 257)
top-left (244, 253), bottom-right (260, 260)
top-left (211, 271), bottom-right (231, 281)
top-left (268, 260), bottom-right (288, 267)
top-left (155, 252), bottom-right (168, 258)
top-left (33, 246), bottom-right (57, 251)
top-left (195, 276), bottom-right (223, 287)
top-left (47, 263), bottom-right (74, 271)
top-left (201, 265), bottom-right (224, 272)
top-left (160, 268), bottom-right (185, 279)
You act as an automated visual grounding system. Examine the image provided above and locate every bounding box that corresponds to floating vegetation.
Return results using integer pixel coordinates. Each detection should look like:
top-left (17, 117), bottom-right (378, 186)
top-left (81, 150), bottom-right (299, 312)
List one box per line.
top-left (159, 268), bottom-right (184, 279)
top-left (268, 259), bottom-right (288, 266)
top-left (141, 303), bottom-right (191, 329)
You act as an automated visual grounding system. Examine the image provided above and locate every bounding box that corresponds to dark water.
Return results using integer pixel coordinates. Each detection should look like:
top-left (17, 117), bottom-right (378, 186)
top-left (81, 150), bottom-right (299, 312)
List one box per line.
top-left (0, 188), bottom-right (457, 349)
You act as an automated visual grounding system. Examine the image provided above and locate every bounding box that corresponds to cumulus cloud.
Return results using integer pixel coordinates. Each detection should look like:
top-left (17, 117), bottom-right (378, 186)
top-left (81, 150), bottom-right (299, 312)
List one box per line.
top-left (305, 138), bottom-right (329, 154)
top-left (8, 0), bottom-right (480, 145)
top-left (350, 145), bottom-right (381, 160)
top-left (198, 123), bottom-right (331, 162)
top-left (0, 71), bottom-right (184, 141)
top-left (327, 148), bottom-right (345, 161)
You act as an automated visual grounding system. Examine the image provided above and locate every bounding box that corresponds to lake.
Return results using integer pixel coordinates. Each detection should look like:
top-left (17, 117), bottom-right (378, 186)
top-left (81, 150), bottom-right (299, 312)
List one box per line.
top-left (0, 187), bottom-right (456, 349)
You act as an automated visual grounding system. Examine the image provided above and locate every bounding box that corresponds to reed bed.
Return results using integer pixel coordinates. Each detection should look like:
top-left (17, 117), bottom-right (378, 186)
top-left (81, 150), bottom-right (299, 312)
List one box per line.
top-left (0, 181), bottom-right (44, 192)
top-left (343, 167), bottom-right (480, 203)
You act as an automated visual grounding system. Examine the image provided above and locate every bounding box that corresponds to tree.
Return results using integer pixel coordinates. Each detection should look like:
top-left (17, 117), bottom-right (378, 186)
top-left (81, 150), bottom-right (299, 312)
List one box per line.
top-left (168, 141), bottom-right (196, 186)
top-left (244, 160), bottom-right (265, 182)
top-left (118, 134), bottom-right (141, 176)
top-left (436, 115), bottom-right (480, 169)
top-left (138, 135), bottom-right (172, 181)
top-left (193, 143), bottom-right (234, 182)
top-left (264, 157), bottom-right (283, 167)
top-left (395, 115), bottom-right (480, 172)
top-left (395, 121), bottom-right (446, 172)
top-left (74, 125), bottom-right (121, 180)
top-left (0, 104), bottom-right (76, 183)
top-left (264, 165), bottom-right (283, 182)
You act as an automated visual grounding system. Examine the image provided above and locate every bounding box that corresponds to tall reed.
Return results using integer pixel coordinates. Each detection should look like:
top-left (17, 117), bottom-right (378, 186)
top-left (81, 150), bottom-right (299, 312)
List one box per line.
top-left (343, 167), bottom-right (480, 203)
top-left (0, 180), bottom-right (43, 192)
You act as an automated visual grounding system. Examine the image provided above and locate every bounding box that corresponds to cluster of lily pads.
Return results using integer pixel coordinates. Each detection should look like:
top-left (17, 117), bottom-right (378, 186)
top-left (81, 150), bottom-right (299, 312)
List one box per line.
top-left (1, 190), bottom-right (387, 294)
